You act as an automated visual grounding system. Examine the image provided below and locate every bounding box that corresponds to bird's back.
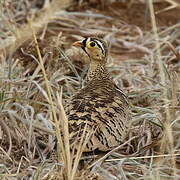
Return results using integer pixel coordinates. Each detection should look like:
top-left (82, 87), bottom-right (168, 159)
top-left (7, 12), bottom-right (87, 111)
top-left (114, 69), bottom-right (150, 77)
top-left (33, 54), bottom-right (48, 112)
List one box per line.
top-left (65, 78), bottom-right (131, 152)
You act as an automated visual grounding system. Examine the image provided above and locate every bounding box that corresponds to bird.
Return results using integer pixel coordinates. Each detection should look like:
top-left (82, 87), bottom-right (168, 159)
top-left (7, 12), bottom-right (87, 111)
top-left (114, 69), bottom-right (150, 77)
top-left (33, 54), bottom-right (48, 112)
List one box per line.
top-left (65, 37), bottom-right (132, 152)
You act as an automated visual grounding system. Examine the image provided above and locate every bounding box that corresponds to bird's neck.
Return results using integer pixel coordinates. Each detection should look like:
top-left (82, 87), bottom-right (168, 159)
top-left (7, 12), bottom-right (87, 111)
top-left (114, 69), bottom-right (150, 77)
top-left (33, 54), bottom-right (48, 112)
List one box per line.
top-left (87, 60), bottom-right (109, 81)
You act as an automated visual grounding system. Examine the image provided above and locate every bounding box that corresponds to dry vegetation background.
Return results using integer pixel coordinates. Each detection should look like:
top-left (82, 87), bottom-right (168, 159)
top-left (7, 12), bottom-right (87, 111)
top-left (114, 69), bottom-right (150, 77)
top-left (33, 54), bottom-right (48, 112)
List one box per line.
top-left (0, 0), bottom-right (180, 179)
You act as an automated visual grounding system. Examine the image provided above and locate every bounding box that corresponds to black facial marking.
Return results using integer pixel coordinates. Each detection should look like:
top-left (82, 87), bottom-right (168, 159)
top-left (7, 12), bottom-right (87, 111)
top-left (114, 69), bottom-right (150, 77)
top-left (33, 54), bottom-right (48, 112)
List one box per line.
top-left (82, 38), bottom-right (88, 54)
top-left (95, 42), bottom-right (102, 49)
top-left (82, 38), bottom-right (87, 47)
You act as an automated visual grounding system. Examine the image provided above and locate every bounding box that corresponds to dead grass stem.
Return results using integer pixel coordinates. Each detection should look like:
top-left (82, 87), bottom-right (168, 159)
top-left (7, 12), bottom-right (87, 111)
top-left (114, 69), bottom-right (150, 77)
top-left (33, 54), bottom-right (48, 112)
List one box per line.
top-left (148, 0), bottom-right (177, 178)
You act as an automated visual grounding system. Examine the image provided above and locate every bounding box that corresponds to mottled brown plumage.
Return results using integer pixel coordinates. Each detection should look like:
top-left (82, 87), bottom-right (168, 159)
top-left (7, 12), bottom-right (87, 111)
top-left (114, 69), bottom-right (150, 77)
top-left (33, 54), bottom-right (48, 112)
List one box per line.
top-left (66, 37), bottom-right (131, 152)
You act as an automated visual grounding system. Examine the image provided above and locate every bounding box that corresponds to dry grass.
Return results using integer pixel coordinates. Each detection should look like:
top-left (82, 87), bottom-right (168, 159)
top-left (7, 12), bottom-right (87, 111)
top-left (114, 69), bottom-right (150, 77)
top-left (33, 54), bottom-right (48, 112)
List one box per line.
top-left (0, 0), bottom-right (180, 179)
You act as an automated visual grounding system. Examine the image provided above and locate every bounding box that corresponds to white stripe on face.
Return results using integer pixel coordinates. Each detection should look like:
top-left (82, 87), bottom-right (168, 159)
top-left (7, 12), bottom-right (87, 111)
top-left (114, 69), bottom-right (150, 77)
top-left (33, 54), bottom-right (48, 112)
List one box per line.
top-left (94, 40), bottom-right (105, 55)
top-left (86, 37), bottom-right (91, 44)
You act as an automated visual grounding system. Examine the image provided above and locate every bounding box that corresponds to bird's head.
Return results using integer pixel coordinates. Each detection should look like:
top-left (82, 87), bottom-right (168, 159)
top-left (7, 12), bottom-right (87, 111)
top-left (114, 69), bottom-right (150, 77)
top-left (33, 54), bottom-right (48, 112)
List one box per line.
top-left (73, 37), bottom-right (108, 63)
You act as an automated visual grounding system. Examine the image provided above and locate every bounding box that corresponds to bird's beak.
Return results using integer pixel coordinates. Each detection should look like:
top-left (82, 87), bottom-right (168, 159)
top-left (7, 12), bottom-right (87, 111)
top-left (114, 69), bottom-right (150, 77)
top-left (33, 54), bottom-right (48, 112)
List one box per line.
top-left (72, 41), bottom-right (83, 47)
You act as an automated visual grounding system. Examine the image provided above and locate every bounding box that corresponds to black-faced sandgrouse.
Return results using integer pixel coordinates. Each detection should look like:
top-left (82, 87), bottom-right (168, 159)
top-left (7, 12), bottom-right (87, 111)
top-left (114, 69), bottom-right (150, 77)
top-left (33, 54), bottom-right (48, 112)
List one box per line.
top-left (65, 37), bottom-right (132, 152)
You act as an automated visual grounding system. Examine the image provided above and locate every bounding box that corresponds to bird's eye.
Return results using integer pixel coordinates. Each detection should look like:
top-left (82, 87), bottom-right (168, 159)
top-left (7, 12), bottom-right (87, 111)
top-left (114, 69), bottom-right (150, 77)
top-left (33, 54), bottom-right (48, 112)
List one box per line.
top-left (89, 42), bottom-right (96, 47)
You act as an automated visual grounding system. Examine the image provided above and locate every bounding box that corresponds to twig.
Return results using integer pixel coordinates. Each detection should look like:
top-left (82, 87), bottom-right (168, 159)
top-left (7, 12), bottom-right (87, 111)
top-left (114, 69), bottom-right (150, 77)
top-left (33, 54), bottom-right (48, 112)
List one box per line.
top-left (106, 153), bottom-right (180, 162)
top-left (88, 136), bottom-right (138, 169)
top-left (166, 42), bottom-right (180, 60)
